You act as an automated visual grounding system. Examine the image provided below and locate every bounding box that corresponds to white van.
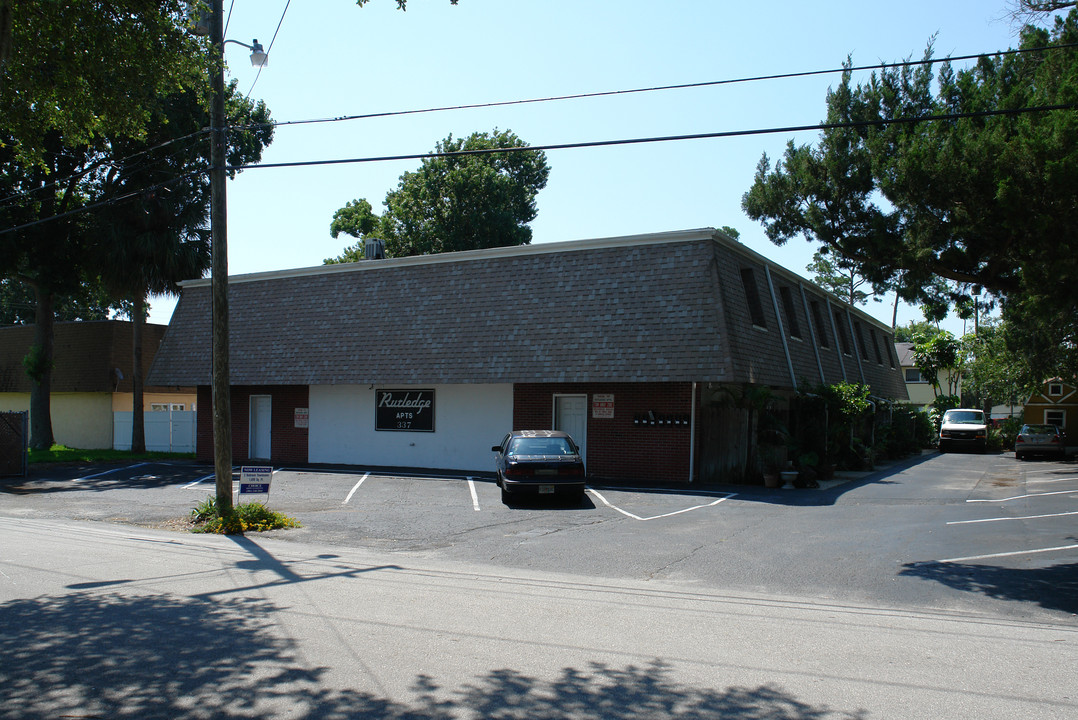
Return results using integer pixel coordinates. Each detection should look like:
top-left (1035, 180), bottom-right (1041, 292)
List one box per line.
top-left (939, 408), bottom-right (988, 453)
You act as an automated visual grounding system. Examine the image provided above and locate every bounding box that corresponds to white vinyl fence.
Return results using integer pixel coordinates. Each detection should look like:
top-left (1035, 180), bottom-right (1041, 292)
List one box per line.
top-left (113, 410), bottom-right (196, 453)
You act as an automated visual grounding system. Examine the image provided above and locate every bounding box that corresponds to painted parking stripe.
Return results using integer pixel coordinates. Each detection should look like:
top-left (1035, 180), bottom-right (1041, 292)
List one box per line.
top-left (1026, 475), bottom-right (1078, 484)
top-left (343, 472), bottom-right (370, 504)
top-left (74, 462), bottom-right (152, 482)
top-left (588, 488), bottom-right (735, 521)
top-left (967, 489), bottom-right (1078, 503)
top-left (940, 544), bottom-right (1078, 563)
top-left (467, 477), bottom-right (480, 511)
top-left (948, 510), bottom-right (1078, 525)
top-left (182, 466), bottom-right (247, 490)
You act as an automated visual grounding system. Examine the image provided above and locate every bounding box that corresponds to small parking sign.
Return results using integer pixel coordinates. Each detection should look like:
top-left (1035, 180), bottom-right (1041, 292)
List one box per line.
top-left (239, 466), bottom-right (273, 499)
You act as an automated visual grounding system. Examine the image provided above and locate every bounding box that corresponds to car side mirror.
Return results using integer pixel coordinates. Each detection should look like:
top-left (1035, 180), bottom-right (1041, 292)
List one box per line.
top-left (491, 445), bottom-right (501, 453)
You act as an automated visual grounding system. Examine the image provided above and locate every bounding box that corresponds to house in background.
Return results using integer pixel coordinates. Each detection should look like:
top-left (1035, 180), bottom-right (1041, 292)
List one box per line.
top-left (0, 320), bottom-right (196, 450)
top-left (894, 341), bottom-right (969, 412)
top-left (149, 228), bottom-right (907, 483)
top-left (1024, 379), bottom-right (1078, 441)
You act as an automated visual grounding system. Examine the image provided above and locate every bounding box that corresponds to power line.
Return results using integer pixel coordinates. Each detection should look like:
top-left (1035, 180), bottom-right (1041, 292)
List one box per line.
top-left (6, 40), bottom-right (1073, 213)
top-left (230, 41), bottom-right (1078, 133)
top-left (245, 0), bottom-right (291, 98)
top-left (228, 103), bottom-right (1078, 172)
top-left (3, 100), bottom-right (1072, 237)
top-left (4, 41), bottom-right (1076, 234)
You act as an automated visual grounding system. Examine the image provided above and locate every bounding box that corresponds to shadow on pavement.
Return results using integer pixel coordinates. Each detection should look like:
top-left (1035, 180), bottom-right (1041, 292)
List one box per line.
top-left (0, 590), bottom-right (868, 720)
top-left (899, 559), bottom-right (1078, 616)
top-left (0, 460), bottom-right (210, 495)
top-left (593, 452), bottom-right (941, 508)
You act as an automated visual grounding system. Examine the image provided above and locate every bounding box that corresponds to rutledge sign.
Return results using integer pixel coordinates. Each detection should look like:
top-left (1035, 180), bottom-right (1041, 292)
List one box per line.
top-left (375, 390), bottom-right (435, 432)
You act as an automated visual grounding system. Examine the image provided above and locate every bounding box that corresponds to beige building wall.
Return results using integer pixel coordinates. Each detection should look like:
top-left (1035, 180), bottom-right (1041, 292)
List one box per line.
top-left (0, 392), bottom-right (113, 449)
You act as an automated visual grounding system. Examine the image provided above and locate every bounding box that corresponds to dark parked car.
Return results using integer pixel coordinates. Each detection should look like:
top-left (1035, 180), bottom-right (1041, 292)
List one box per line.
top-left (1015, 424), bottom-right (1066, 460)
top-left (492, 430), bottom-right (586, 504)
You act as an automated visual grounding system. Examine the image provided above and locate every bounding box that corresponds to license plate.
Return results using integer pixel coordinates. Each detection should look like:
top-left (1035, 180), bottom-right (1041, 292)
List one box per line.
top-left (538, 485), bottom-right (555, 494)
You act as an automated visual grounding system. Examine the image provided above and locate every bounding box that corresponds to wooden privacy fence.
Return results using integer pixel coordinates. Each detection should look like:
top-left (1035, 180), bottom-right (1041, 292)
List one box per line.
top-left (0, 411), bottom-right (28, 477)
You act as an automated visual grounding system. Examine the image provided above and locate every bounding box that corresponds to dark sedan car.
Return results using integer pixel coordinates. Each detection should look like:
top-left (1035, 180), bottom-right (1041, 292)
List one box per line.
top-left (1015, 424), bottom-right (1066, 460)
top-left (492, 430), bottom-right (586, 504)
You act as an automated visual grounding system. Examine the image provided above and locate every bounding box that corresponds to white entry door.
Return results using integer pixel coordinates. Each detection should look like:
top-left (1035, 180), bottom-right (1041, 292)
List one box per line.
top-left (553, 394), bottom-right (588, 463)
top-left (249, 395), bottom-right (272, 460)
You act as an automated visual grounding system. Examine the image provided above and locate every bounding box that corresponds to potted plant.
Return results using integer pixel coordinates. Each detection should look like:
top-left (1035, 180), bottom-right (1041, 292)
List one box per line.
top-left (759, 444), bottom-right (787, 488)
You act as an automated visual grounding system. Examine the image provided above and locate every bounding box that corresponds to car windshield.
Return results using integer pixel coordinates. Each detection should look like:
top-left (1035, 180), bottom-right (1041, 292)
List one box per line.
top-left (508, 437), bottom-right (575, 456)
top-left (1022, 425), bottom-right (1058, 435)
top-left (942, 411), bottom-right (984, 425)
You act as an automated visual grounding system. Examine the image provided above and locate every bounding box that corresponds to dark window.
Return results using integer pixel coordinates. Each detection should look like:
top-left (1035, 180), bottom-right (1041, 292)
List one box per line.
top-left (905, 368), bottom-right (924, 383)
top-left (886, 337), bottom-right (896, 368)
top-left (779, 287), bottom-right (802, 339)
top-left (870, 328), bottom-right (883, 364)
top-left (1048, 383), bottom-right (1063, 396)
top-left (855, 322), bottom-right (869, 361)
top-left (834, 310), bottom-right (852, 355)
top-left (811, 301), bottom-right (830, 348)
top-left (740, 268), bottom-right (767, 328)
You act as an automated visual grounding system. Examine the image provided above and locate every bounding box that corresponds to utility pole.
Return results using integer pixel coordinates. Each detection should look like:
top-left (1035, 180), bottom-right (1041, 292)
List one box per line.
top-left (209, 0), bottom-right (233, 514)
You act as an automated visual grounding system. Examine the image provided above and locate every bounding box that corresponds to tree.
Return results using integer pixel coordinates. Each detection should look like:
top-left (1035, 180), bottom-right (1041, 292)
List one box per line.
top-left (806, 249), bottom-right (876, 307)
top-left (911, 331), bottom-right (963, 399)
top-left (328, 199), bottom-right (382, 262)
top-left (327, 129), bottom-right (549, 262)
top-left (1007, 1), bottom-right (1077, 26)
top-left (0, 1), bottom-right (206, 167)
top-left (1, 2), bottom-right (210, 449)
top-left (962, 320), bottom-right (1036, 412)
top-left (0, 277), bottom-right (123, 326)
top-left (743, 11), bottom-right (1078, 380)
top-left (893, 320), bottom-right (941, 344)
top-left (90, 83), bottom-right (273, 452)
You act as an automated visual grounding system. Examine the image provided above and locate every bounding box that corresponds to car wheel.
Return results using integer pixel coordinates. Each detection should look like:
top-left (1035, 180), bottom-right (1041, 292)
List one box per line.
top-left (938, 442), bottom-right (946, 453)
top-left (1016, 451), bottom-right (1025, 460)
top-left (501, 486), bottom-right (511, 505)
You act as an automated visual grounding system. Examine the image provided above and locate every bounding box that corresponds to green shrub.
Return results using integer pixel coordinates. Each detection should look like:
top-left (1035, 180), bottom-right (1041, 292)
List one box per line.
top-left (190, 496), bottom-right (300, 534)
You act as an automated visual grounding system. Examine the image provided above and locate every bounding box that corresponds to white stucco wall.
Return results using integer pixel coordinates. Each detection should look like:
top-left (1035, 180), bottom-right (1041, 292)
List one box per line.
top-left (308, 384), bottom-right (513, 472)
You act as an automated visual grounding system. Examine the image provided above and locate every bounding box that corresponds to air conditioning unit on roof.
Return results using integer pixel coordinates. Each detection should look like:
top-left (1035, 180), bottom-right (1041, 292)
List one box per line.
top-left (363, 238), bottom-right (385, 260)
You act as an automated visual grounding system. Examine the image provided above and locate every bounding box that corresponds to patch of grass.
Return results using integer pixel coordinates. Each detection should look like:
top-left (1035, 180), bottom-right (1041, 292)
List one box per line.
top-left (29, 444), bottom-right (195, 465)
top-left (190, 496), bottom-right (300, 535)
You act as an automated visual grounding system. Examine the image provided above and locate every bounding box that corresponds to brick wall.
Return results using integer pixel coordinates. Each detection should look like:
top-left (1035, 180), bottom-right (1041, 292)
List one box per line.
top-left (195, 385), bottom-right (309, 465)
top-left (514, 382), bottom-right (694, 484)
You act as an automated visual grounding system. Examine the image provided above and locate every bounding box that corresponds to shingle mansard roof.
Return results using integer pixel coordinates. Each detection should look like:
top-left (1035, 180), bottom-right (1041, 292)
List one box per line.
top-left (148, 228), bottom-right (906, 396)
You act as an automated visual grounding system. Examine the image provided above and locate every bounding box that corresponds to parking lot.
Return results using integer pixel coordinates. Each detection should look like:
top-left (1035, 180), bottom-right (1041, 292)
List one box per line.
top-left (3, 451), bottom-right (1077, 621)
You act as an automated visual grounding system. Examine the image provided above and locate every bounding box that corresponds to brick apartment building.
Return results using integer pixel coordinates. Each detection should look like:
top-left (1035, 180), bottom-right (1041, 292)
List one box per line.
top-left (149, 228), bottom-right (907, 484)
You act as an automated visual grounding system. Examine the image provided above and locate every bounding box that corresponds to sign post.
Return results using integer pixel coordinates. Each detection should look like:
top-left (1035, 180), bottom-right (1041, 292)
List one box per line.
top-left (239, 465), bottom-right (273, 502)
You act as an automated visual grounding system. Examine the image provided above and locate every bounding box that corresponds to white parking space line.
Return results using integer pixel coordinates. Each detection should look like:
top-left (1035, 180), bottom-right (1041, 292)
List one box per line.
top-left (948, 510), bottom-right (1078, 525)
top-left (941, 544), bottom-right (1078, 564)
top-left (343, 472), bottom-right (370, 505)
top-left (182, 474), bottom-right (214, 489)
top-left (182, 466), bottom-right (241, 490)
top-left (467, 477), bottom-right (480, 511)
top-left (74, 462), bottom-right (151, 482)
top-left (967, 489), bottom-right (1078, 503)
top-left (588, 489), bottom-right (735, 521)
top-left (1027, 475), bottom-right (1078, 484)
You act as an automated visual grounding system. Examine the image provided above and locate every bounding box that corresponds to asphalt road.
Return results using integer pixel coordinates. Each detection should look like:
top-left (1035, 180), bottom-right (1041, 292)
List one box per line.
top-left (1, 450), bottom-right (1076, 718)
top-left (3, 450), bottom-right (1076, 621)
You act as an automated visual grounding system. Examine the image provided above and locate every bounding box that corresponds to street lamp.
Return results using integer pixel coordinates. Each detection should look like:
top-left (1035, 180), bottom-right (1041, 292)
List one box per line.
top-left (208, 2), bottom-right (267, 513)
top-left (225, 38), bottom-right (268, 67)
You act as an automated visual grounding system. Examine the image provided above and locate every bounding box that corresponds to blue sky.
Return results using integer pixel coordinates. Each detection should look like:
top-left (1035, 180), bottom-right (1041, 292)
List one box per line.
top-left (151, 0), bottom-right (1042, 332)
